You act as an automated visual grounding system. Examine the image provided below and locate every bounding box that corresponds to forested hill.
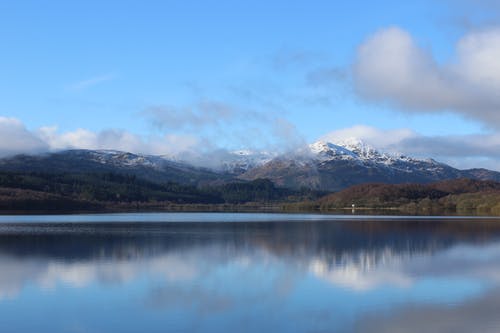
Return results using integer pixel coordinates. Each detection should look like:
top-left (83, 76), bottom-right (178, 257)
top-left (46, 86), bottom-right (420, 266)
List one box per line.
top-left (0, 172), bottom-right (324, 212)
top-left (3, 148), bottom-right (500, 193)
top-left (3, 171), bottom-right (500, 215)
top-left (310, 178), bottom-right (500, 214)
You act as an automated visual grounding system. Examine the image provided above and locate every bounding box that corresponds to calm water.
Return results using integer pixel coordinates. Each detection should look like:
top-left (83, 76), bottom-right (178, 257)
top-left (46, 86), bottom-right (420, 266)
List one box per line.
top-left (1, 213), bottom-right (500, 333)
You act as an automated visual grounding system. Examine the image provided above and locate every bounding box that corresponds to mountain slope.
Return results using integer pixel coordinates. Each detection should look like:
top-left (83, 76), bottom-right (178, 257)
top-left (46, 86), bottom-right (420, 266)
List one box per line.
top-left (312, 178), bottom-right (500, 215)
top-left (1, 140), bottom-right (500, 192)
top-left (318, 178), bottom-right (500, 207)
top-left (0, 150), bottom-right (233, 186)
top-left (239, 140), bottom-right (500, 191)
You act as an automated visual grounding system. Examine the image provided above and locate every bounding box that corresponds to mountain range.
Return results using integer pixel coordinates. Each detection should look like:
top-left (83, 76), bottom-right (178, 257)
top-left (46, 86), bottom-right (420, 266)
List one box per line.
top-left (1, 138), bottom-right (499, 192)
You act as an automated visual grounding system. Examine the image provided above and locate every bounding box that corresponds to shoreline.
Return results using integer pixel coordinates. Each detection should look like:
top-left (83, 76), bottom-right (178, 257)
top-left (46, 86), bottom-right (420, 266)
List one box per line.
top-left (0, 204), bottom-right (497, 217)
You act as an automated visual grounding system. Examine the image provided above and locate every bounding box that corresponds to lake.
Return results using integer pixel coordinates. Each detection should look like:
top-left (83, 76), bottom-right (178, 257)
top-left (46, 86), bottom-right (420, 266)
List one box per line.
top-left (0, 212), bottom-right (499, 333)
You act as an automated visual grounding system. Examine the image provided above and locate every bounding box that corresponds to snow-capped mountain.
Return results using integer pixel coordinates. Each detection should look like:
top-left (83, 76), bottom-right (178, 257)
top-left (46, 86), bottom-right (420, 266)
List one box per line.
top-left (239, 139), bottom-right (500, 191)
top-left (219, 150), bottom-right (275, 174)
top-left (309, 141), bottom-right (359, 161)
top-left (0, 149), bottom-right (231, 186)
top-left (160, 149), bottom-right (275, 174)
top-left (312, 139), bottom-right (403, 162)
top-left (308, 139), bottom-right (446, 172)
top-left (1, 139), bottom-right (499, 191)
top-left (79, 150), bottom-right (169, 169)
top-left (317, 138), bottom-right (382, 160)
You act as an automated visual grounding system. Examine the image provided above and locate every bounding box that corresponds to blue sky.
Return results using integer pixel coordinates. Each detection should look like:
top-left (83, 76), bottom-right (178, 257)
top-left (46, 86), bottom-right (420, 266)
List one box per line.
top-left (2, 0), bottom-right (500, 169)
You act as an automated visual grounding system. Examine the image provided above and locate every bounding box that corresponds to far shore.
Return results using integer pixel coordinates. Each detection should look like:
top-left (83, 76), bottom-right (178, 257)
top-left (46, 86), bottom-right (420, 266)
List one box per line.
top-left (0, 203), bottom-right (496, 217)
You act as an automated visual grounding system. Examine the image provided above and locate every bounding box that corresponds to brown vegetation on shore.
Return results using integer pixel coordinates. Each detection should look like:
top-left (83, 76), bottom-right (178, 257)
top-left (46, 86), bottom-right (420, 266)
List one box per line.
top-left (284, 179), bottom-right (500, 215)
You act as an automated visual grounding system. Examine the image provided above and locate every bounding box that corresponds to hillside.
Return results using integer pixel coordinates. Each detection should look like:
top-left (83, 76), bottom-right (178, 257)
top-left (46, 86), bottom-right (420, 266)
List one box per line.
top-left (1, 140), bottom-right (500, 193)
top-left (240, 140), bottom-right (500, 191)
top-left (0, 150), bottom-right (232, 187)
top-left (306, 178), bottom-right (500, 215)
top-left (0, 171), bottom-right (323, 212)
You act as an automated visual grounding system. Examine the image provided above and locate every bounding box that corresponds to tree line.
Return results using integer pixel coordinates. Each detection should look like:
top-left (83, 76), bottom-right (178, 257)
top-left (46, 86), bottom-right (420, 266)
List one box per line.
top-left (0, 171), bottom-right (325, 212)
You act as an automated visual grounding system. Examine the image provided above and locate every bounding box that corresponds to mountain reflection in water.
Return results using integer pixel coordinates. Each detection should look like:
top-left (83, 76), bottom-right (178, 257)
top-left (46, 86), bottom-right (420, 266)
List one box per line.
top-left (0, 216), bottom-right (500, 332)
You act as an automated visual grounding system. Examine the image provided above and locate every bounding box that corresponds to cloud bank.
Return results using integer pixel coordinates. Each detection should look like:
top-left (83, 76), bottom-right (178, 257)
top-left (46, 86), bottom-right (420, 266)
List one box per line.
top-left (0, 118), bottom-right (49, 156)
top-left (353, 26), bottom-right (500, 127)
top-left (0, 116), bottom-right (199, 158)
top-left (0, 111), bottom-right (306, 168)
top-left (6, 23), bottom-right (500, 170)
top-left (141, 99), bottom-right (307, 153)
top-left (3, 115), bottom-right (500, 170)
top-left (321, 125), bottom-right (500, 170)
top-left (142, 100), bottom-right (266, 131)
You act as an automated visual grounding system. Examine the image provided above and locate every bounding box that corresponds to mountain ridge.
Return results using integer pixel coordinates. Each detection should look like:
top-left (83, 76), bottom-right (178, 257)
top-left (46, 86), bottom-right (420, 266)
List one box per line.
top-left (239, 139), bottom-right (500, 190)
top-left (1, 139), bottom-right (499, 191)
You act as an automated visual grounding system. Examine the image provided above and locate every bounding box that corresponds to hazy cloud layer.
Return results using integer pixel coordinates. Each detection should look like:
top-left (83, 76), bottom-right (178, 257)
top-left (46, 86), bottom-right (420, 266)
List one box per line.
top-left (0, 115), bottom-right (304, 165)
top-left (142, 100), bottom-right (266, 131)
top-left (321, 125), bottom-right (500, 170)
top-left (38, 126), bottom-right (198, 156)
top-left (306, 67), bottom-right (347, 87)
top-left (0, 117), bottom-right (200, 158)
top-left (141, 99), bottom-right (308, 153)
top-left (321, 125), bottom-right (417, 150)
top-left (271, 48), bottom-right (325, 71)
top-left (3, 114), bottom-right (500, 170)
top-left (353, 26), bottom-right (500, 127)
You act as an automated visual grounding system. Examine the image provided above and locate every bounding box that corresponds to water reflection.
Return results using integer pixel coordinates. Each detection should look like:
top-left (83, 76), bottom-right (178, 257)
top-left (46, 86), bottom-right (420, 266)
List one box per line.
top-left (0, 217), bottom-right (500, 332)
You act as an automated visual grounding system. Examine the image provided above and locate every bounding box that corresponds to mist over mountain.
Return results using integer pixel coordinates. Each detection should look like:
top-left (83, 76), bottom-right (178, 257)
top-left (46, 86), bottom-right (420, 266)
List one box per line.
top-left (1, 138), bottom-right (499, 192)
top-left (238, 139), bottom-right (500, 191)
top-left (0, 149), bottom-right (230, 187)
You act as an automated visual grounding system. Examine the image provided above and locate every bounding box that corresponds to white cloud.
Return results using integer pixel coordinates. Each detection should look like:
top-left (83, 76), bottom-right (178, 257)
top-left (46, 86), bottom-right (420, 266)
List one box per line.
top-left (38, 127), bottom-right (98, 150)
top-left (309, 257), bottom-right (412, 291)
top-left (0, 252), bottom-right (202, 299)
top-left (37, 126), bottom-right (199, 156)
top-left (0, 117), bottom-right (48, 157)
top-left (272, 118), bottom-right (308, 151)
top-left (4, 115), bottom-right (500, 171)
top-left (320, 124), bottom-right (500, 170)
top-left (320, 125), bottom-right (417, 150)
top-left (0, 114), bottom-right (304, 165)
top-left (353, 26), bottom-right (500, 127)
top-left (0, 117), bottom-right (200, 158)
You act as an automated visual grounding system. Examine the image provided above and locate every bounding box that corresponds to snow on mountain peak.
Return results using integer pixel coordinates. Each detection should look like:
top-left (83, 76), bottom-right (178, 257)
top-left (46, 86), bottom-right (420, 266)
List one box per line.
top-left (309, 138), bottom-right (384, 160)
top-left (308, 138), bottom-right (427, 168)
top-left (308, 141), bottom-right (357, 161)
top-left (333, 138), bottom-right (379, 157)
top-left (69, 137), bottom-right (445, 176)
top-left (159, 149), bottom-right (276, 174)
top-left (219, 150), bottom-right (275, 173)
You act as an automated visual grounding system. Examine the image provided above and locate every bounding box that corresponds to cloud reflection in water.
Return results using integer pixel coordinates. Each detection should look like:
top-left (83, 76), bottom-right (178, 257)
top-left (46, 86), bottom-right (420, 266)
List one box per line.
top-left (0, 218), bottom-right (499, 332)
